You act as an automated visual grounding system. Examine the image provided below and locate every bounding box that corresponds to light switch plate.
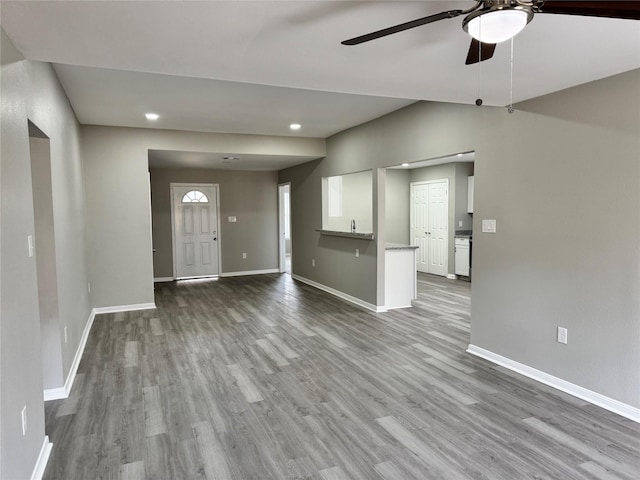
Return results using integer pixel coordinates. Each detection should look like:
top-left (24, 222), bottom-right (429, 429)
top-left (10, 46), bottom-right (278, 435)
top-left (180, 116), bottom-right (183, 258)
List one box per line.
top-left (228, 216), bottom-right (237, 223)
top-left (28, 235), bottom-right (35, 257)
top-left (482, 219), bottom-right (497, 233)
top-left (557, 327), bottom-right (568, 344)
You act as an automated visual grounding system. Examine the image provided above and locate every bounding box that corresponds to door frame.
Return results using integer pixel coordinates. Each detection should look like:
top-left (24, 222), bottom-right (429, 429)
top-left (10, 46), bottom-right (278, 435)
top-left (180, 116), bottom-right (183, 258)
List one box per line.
top-left (409, 178), bottom-right (449, 276)
top-left (170, 182), bottom-right (222, 279)
top-left (278, 182), bottom-right (292, 273)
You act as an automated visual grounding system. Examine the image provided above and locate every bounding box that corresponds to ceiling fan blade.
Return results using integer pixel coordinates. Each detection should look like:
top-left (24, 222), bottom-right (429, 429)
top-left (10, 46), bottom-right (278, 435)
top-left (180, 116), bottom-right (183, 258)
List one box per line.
top-left (465, 39), bottom-right (497, 65)
top-left (538, 1), bottom-right (640, 20)
top-left (341, 9), bottom-right (463, 45)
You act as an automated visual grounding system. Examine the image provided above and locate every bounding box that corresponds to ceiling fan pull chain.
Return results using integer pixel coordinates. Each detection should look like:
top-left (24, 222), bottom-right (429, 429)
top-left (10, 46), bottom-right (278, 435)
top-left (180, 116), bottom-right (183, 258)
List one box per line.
top-left (475, 18), bottom-right (483, 106)
top-left (508, 37), bottom-right (515, 114)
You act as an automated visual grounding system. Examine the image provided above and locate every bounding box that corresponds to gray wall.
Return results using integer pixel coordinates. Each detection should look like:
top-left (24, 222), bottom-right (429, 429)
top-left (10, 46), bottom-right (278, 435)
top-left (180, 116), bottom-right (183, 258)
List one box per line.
top-left (150, 168), bottom-right (279, 277)
top-left (470, 70), bottom-right (639, 409)
top-left (1, 29), bottom-right (91, 479)
top-left (280, 70), bottom-right (639, 409)
top-left (82, 125), bottom-right (324, 307)
top-left (385, 169), bottom-right (410, 245)
top-left (280, 161), bottom-right (379, 305)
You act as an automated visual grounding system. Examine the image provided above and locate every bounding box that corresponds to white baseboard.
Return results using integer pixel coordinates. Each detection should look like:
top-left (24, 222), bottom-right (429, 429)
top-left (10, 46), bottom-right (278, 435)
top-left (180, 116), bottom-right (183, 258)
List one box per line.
top-left (44, 303), bottom-right (155, 401)
top-left (467, 344), bottom-right (640, 423)
top-left (292, 274), bottom-right (385, 313)
top-left (93, 302), bottom-right (156, 314)
top-left (44, 308), bottom-right (96, 401)
top-left (30, 435), bottom-right (52, 480)
top-left (153, 276), bottom-right (174, 283)
top-left (43, 386), bottom-right (66, 401)
top-left (220, 269), bottom-right (279, 277)
top-left (446, 274), bottom-right (458, 280)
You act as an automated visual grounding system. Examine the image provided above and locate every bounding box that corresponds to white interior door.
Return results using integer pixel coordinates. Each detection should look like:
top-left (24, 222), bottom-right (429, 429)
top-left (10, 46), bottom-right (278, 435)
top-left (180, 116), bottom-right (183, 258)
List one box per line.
top-left (410, 180), bottom-right (448, 276)
top-left (427, 180), bottom-right (448, 276)
top-left (411, 183), bottom-right (430, 273)
top-left (172, 184), bottom-right (220, 279)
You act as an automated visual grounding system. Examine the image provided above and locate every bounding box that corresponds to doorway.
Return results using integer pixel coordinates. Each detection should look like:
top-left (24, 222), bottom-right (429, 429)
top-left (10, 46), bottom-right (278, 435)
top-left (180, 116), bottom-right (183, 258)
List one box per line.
top-left (29, 121), bottom-right (64, 392)
top-left (278, 183), bottom-right (292, 274)
top-left (410, 179), bottom-right (448, 276)
top-left (171, 183), bottom-right (221, 279)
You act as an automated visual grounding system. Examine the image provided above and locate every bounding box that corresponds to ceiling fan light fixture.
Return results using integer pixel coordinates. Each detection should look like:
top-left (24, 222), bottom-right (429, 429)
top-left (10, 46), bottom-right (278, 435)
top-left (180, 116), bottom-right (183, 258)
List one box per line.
top-left (464, 8), bottom-right (532, 44)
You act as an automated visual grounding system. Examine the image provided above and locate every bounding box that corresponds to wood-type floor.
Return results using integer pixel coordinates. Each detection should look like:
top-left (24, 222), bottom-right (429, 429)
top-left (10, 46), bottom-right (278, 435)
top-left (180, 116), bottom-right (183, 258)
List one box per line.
top-left (43, 273), bottom-right (639, 479)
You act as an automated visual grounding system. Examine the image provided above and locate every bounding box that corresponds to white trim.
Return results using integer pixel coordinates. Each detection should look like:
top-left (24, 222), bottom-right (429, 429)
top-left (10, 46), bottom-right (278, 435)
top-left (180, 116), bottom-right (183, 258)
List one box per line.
top-left (467, 344), bottom-right (640, 423)
top-left (93, 303), bottom-right (156, 314)
top-left (292, 274), bottom-right (386, 313)
top-left (220, 269), bottom-right (279, 278)
top-left (446, 274), bottom-right (458, 280)
top-left (43, 386), bottom-right (66, 401)
top-left (44, 308), bottom-right (96, 401)
top-left (30, 436), bottom-right (52, 480)
top-left (153, 276), bottom-right (174, 283)
top-left (176, 275), bottom-right (219, 280)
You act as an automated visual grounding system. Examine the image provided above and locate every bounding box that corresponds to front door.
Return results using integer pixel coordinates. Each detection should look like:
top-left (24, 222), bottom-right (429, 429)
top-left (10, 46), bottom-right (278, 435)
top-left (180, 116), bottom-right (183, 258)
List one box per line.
top-left (410, 180), bottom-right (448, 276)
top-left (172, 184), bottom-right (220, 279)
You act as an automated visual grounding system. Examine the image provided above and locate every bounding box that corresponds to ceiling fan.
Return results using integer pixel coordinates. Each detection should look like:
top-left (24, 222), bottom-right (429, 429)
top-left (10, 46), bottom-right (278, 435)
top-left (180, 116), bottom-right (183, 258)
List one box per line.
top-left (341, 1), bottom-right (640, 65)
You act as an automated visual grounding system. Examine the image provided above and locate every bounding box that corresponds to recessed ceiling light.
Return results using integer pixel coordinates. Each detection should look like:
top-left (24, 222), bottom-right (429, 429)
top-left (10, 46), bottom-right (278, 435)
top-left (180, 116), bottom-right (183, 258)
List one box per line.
top-left (222, 156), bottom-right (240, 161)
top-left (289, 123), bottom-right (301, 131)
top-left (402, 163), bottom-right (410, 167)
top-left (457, 153), bottom-right (463, 157)
top-left (145, 113), bottom-right (159, 121)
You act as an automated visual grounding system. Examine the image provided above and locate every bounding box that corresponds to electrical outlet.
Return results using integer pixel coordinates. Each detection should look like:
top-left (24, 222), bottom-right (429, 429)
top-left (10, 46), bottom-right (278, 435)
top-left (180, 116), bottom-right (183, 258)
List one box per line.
top-left (64, 326), bottom-right (68, 343)
top-left (242, 252), bottom-right (247, 259)
top-left (557, 326), bottom-right (568, 344)
top-left (458, 220), bottom-right (463, 227)
top-left (312, 259), bottom-right (315, 267)
top-left (355, 249), bottom-right (359, 258)
top-left (21, 406), bottom-right (27, 435)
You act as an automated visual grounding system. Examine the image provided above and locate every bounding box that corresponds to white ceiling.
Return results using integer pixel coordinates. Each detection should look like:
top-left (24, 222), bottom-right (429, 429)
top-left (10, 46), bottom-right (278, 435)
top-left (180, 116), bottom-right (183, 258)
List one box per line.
top-left (52, 64), bottom-right (415, 138)
top-left (2, 1), bottom-right (639, 169)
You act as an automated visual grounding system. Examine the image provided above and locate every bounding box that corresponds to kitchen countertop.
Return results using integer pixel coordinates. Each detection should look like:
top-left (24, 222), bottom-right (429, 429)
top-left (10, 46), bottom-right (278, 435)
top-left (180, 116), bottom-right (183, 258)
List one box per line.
top-left (386, 243), bottom-right (419, 250)
top-left (454, 230), bottom-right (473, 238)
top-left (317, 229), bottom-right (375, 240)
